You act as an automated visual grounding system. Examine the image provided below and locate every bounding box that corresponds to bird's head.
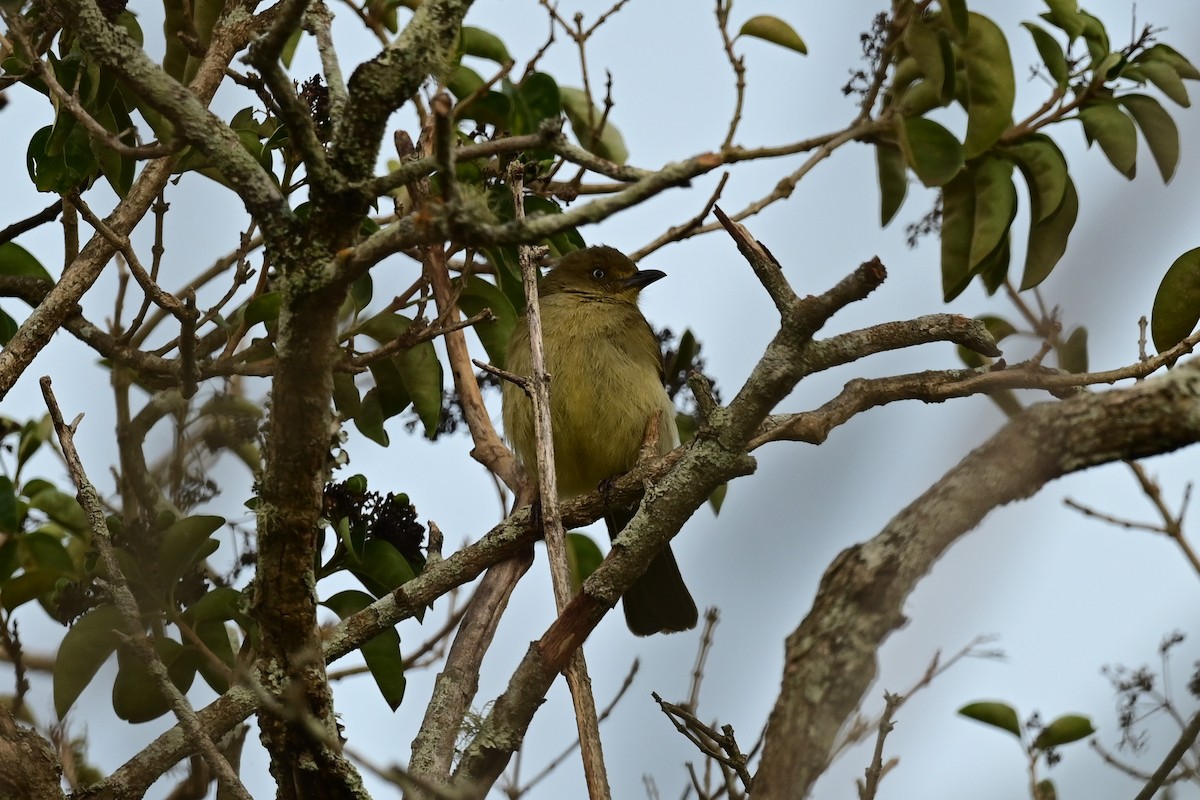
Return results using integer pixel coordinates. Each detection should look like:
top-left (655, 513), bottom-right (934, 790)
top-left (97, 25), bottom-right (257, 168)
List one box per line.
top-left (540, 246), bottom-right (666, 301)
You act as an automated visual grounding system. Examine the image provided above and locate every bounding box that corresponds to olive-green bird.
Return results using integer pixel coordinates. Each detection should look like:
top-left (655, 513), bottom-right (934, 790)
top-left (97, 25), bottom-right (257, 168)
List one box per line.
top-left (502, 245), bottom-right (699, 636)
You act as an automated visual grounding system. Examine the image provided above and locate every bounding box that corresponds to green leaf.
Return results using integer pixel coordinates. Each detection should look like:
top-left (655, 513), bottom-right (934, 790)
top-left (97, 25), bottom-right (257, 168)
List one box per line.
top-left (978, 235), bottom-right (1011, 296)
top-left (244, 291), bottom-right (282, 326)
top-left (980, 315), bottom-right (1019, 344)
top-left (29, 488), bottom-right (88, 535)
top-left (17, 417), bottom-right (51, 470)
top-left (350, 273), bottom-right (373, 313)
top-left (940, 158), bottom-right (1017, 300)
top-left (1033, 714), bottom-right (1096, 749)
top-left (903, 17), bottom-right (948, 100)
top-left (1077, 11), bottom-right (1110, 66)
top-left (1020, 176), bottom-right (1077, 290)
top-left (737, 15), bottom-right (807, 55)
top-left (446, 63), bottom-right (484, 101)
top-left (518, 72), bottom-right (562, 129)
top-left (559, 87), bottom-right (629, 165)
top-left (1036, 780), bottom-right (1058, 800)
top-left (456, 90), bottom-right (512, 129)
top-left (1137, 60), bottom-right (1189, 107)
top-left (161, 0), bottom-right (189, 80)
top-left (112, 637), bottom-right (195, 723)
top-left (365, 359), bottom-right (411, 419)
top-left (323, 590), bottom-right (406, 710)
top-left (1120, 94), bottom-right (1179, 182)
top-left (357, 314), bottom-right (444, 436)
top-left (968, 157), bottom-right (1017, 272)
top-left (158, 515), bottom-right (224, 591)
top-left (354, 390), bottom-right (389, 446)
top-left (566, 532), bottom-right (603, 593)
top-left (1022, 21), bottom-right (1068, 87)
top-left (1078, 102), bottom-right (1137, 179)
top-left (20, 531), bottom-right (74, 573)
top-left (1057, 326), bottom-right (1088, 373)
top-left (3, 570), bottom-right (68, 612)
top-left (183, 586), bottom-right (247, 625)
top-left (454, 275), bottom-right (516, 366)
top-left (0, 539), bottom-right (18, 584)
top-left (332, 371), bottom-right (361, 419)
top-left (959, 701), bottom-right (1022, 738)
top-left (899, 79), bottom-right (951, 117)
top-left (939, 0), bottom-right (969, 38)
top-left (0, 311), bottom-right (16, 345)
top-left (349, 539), bottom-right (418, 598)
top-left (26, 124), bottom-right (99, 194)
top-left (523, 195), bottom-right (585, 256)
top-left (0, 242), bottom-right (52, 281)
top-left (878, 142), bottom-right (902, 225)
top-left (708, 482), bottom-right (728, 515)
top-left (0, 477), bottom-right (16, 534)
top-left (901, 117), bottom-right (964, 187)
top-left (458, 26), bottom-right (512, 64)
top-left (1151, 246), bottom-right (1200, 352)
top-left (55, 604), bottom-right (124, 718)
top-left (1003, 134), bottom-right (1068, 223)
top-left (1042, 0), bottom-right (1084, 40)
top-left (961, 13), bottom-right (1016, 158)
top-left (1138, 43), bottom-right (1200, 81)
top-left (940, 169), bottom-right (976, 301)
top-left (280, 27), bottom-right (302, 68)
top-left (398, 343), bottom-right (443, 440)
top-left (192, 619), bottom-right (236, 693)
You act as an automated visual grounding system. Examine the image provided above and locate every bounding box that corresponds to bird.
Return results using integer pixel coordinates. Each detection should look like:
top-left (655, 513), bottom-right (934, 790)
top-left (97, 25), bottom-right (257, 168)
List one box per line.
top-left (502, 245), bottom-right (699, 636)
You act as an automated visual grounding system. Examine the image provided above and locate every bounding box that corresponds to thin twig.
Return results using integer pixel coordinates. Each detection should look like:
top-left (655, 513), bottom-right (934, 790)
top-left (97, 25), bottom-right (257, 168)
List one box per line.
top-left (40, 377), bottom-right (251, 800)
top-left (715, 0), bottom-right (746, 149)
top-left (70, 191), bottom-right (189, 319)
top-left (1127, 462), bottom-right (1200, 576)
top-left (0, 200), bottom-right (63, 247)
top-left (686, 607), bottom-right (720, 713)
top-left (515, 658), bottom-right (640, 795)
top-left (1133, 711), bottom-right (1200, 800)
top-left (2, 12), bottom-right (171, 158)
top-left (857, 692), bottom-right (901, 800)
top-left (509, 162), bottom-right (612, 800)
top-left (654, 693), bottom-right (753, 792)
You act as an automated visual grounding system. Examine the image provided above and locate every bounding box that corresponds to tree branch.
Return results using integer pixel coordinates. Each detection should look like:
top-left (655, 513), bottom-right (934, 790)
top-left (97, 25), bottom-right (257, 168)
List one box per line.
top-left (0, 0), bottom-right (256, 399)
top-left (752, 360), bottom-right (1200, 798)
top-left (41, 378), bottom-right (251, 800)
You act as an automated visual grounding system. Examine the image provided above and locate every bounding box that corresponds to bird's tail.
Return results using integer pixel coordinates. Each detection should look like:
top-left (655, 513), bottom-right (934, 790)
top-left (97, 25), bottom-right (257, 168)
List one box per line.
top-left (606, 508), bottom-right (698, 636)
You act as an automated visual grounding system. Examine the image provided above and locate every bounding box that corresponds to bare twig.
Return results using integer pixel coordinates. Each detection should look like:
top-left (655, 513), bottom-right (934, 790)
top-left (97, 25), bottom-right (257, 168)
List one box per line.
top-left (1133, 711), bottom-right (1200, 800)
top-left (856, 692), bottom-right (901, 800)
top-left (0, 200), bottom-right (63, 247)
top-left (686, 608), bottom-right (720, 713)
top-left (514, 659), bottom-right (640, 795)
top-left (1128, 462), bottom-right (1200, 578)
top-left (40, 377), bottom-right (251, 800)
top-left (70, 191), bottom-right (190, 320)
top-left (654, 693), bottom-right (753, 792)
top-left (631, 173), bottom-right (729, 262)
top-left (509, 163), bottom-right (612, 800)
top-left (715, 0), bottom-right (746, 149)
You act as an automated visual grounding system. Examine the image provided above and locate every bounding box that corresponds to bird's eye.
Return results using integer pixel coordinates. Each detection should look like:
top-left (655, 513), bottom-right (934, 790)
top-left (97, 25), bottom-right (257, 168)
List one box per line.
top-left (591, 268), bottom-right (605, 280)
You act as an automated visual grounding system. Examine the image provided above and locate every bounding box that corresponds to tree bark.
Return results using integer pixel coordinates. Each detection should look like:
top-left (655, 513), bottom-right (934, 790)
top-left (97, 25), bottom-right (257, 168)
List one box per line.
top-left (753, 360), bottom-right (1200, 798)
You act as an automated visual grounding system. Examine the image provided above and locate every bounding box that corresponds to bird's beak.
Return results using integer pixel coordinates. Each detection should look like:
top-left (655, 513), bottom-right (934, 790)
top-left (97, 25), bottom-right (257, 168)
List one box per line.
top-left (621, 269), bottom-right (667, 290)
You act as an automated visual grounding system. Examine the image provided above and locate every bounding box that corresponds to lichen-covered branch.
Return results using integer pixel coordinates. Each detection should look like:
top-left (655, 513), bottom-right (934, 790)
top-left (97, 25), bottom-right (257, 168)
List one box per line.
top-left (752, 360), bottom-right (1200, 798)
